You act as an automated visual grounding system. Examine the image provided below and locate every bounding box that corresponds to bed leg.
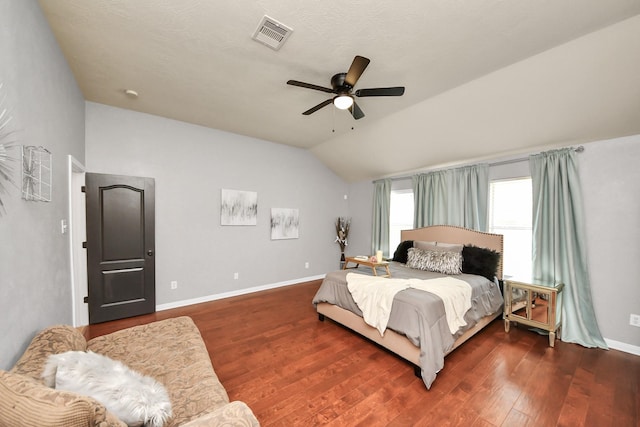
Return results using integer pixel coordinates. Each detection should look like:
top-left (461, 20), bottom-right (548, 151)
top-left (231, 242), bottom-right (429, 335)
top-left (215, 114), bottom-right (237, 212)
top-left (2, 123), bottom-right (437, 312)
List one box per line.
top-left (414, 365), bottom-right (421, 378)
top-left (318, 313), bottom-right (325, 321)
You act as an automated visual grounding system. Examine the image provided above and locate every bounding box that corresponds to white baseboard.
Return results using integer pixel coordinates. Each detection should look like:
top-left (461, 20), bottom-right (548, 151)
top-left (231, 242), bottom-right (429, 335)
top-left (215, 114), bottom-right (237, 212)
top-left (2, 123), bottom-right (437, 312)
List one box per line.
top-left (156, 274), bottom-right (326, 312)
top-left (604, 338), bottom-right (640, 356)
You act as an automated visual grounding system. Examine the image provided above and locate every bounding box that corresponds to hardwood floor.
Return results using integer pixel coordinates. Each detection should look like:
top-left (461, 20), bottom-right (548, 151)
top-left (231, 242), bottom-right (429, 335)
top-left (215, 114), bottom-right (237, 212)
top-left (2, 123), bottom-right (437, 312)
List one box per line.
top-left (84, 280), bottom-right (639, 427)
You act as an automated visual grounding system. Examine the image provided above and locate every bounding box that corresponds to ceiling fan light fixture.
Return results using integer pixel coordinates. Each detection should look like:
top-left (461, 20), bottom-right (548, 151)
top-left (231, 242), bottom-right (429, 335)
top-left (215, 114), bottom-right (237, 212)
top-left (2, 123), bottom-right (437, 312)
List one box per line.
top-left (333, 95), bottom-right (353, 110)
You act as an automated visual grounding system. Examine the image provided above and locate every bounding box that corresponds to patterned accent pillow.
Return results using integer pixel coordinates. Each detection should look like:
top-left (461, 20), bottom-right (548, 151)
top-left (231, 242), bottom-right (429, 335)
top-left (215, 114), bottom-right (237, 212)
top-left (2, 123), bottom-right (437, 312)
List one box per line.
top-left (406, 247), bottom-right (462, 275)
top-left (0, 370), bottom-right (119, 427)
top-left (11, 325), bottom-right (87, 383)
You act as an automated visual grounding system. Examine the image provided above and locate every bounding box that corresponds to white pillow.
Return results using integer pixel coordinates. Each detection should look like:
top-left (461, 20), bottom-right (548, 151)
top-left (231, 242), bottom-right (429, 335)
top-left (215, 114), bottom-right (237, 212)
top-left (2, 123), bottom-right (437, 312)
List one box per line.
top-left (42, 351), bottom-right (172, 427)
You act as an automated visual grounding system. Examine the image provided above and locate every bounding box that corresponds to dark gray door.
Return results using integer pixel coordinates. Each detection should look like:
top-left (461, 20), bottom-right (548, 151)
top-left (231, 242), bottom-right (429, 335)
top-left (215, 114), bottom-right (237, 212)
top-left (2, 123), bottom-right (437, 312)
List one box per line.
top-left (85, 173), bottom-right (155, 324)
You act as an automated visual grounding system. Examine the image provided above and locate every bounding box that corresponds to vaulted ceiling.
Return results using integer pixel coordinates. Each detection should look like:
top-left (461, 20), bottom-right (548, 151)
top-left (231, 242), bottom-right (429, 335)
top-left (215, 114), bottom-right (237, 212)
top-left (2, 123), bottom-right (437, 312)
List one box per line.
top-left (39, 1), bottom-right (640, 181)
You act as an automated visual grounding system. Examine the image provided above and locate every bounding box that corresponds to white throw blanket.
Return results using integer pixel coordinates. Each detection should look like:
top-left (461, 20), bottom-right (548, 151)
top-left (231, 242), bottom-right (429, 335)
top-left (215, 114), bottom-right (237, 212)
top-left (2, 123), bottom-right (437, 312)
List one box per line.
top-left (346, 273), bottom-right (472, 336)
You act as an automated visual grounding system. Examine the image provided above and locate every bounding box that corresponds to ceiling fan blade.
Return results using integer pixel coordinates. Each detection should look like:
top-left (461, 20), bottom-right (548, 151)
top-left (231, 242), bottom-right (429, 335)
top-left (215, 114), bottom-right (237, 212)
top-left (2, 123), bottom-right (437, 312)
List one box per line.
top-left (354, 87), bottom-right (405, 97)
top-left (287, 80), bottom-right (335, 94)
top-left (302, 99), bottom-right (333, 115)
top-left (349, 102), bottom-right (365, 120)
top-left (344, 56), bottom-right (370, 88)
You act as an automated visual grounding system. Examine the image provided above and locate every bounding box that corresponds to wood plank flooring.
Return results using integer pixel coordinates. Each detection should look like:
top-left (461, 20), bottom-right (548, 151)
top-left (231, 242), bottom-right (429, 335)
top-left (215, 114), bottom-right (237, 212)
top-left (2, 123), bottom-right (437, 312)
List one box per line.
top-left (84, 280), bottom-right (640, 427)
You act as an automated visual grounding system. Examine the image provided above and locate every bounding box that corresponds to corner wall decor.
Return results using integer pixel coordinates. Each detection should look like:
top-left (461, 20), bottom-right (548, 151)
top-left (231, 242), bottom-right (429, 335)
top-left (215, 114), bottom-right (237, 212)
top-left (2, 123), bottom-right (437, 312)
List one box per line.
top-left (271, 208), bottom-right (299, 240)
top-left (0, 82), bottom-right (17, 214)
top-left (335, 216), bottom-right (351, 268)
top-left (221, 189), bottom-right (257, 225)
top-left (21, 145), bottom-right (52, 202)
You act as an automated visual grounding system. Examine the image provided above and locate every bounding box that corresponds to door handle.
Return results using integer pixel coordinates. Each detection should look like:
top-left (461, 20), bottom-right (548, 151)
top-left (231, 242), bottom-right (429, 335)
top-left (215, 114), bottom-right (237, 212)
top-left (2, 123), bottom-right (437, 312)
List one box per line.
top-left (147, 249), bottom-right (154, 257)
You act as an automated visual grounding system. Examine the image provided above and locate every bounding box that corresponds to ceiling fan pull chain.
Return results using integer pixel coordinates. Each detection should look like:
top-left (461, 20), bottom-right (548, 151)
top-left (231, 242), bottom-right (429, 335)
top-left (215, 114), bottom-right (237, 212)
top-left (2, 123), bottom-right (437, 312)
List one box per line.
top-left (332, 101), bottom-right (336, 132)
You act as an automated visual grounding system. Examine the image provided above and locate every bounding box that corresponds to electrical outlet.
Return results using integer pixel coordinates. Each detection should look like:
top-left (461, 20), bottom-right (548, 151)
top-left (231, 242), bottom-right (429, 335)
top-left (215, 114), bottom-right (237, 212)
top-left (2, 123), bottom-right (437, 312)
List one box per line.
top-left (305, 262), bottom-right (309, 269)
top-left (170, 281), bottom-right (178, 290)
top-left (630, 314), bottom-right (640, 328)
top-left (234, 272), bottom-right (239, 280)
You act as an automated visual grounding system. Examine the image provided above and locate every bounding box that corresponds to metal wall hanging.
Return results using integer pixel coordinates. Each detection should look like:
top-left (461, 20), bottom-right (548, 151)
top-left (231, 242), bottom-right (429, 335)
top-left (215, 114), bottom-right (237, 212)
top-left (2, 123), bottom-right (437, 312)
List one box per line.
top-left (21, 145), bottom-right (52, 202)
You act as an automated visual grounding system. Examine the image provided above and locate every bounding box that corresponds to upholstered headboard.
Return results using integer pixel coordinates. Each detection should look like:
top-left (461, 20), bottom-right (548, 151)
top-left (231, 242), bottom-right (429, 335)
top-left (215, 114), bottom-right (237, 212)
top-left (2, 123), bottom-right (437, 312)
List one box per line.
top-left (400, 225), bottom-right (504, 280)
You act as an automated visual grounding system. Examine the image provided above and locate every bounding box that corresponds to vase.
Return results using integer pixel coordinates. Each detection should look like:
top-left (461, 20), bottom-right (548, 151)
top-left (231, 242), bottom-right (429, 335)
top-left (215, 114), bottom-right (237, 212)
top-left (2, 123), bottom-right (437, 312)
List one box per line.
top-left (340, 252), bottom-right (345, 269)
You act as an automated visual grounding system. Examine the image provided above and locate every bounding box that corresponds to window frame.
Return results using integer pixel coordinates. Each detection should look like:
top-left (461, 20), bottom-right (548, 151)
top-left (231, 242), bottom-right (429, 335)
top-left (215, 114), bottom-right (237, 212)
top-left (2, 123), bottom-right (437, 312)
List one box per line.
top-left (488, 176), bottom-right (533, 278)
top-left (389, 188), bottom-right (414, 256)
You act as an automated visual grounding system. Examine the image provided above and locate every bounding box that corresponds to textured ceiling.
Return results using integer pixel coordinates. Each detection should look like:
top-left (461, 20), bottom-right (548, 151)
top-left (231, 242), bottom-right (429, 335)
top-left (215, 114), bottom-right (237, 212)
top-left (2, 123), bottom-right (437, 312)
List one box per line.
top-left (38, 1), bottom-right (640, 181)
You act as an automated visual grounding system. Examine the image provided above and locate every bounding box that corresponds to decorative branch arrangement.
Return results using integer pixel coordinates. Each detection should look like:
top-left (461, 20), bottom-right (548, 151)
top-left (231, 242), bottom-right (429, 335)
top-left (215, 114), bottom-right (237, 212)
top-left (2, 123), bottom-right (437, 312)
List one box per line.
top-left (334, 216), bottom-right (351, 257)
top-left (0, 83), bottom-right (16, 214)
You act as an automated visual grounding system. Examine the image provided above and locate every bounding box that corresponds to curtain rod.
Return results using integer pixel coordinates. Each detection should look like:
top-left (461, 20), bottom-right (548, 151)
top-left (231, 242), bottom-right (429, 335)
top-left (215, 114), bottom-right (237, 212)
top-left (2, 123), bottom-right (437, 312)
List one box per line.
top-left (373, 145), bottom-right (584, 183)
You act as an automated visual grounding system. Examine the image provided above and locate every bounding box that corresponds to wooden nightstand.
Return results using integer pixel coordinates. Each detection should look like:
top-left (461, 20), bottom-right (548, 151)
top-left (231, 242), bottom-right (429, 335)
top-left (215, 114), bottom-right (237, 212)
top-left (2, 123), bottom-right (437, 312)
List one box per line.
top-left (503, 276), bottom-right (564, 347)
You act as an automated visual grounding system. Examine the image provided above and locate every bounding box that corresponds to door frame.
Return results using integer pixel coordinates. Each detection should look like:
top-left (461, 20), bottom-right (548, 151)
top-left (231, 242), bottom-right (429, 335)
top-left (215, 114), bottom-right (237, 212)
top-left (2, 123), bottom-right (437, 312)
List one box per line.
top-left (68, 155), bottom-right (88, 327)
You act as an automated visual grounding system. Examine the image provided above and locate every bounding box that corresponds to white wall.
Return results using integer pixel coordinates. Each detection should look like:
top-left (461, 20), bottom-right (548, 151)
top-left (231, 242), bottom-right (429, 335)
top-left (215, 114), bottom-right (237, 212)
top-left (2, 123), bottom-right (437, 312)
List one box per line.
top-left (347, 135), bottom-right (640, 351)
top-left (85, 102), bottom-right (348, 306)
top-left (0, 1), bottom-right (85, 369)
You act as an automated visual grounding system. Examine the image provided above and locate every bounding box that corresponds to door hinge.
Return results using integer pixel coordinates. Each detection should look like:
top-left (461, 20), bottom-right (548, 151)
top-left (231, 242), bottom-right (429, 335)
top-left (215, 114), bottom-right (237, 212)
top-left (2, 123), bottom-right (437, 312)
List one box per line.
top-left (82, 241), bottom-right (87, 249)
top-left (83, 296), bottom-right (88, 304)
top-left (81, 186), bottom-right (86, 193)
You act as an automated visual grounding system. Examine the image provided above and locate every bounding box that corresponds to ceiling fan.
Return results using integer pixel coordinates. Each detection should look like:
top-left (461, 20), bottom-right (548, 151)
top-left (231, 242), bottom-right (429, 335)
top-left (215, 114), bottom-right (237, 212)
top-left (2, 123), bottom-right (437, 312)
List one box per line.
top-left (286, 55), bottom-right (405, 120)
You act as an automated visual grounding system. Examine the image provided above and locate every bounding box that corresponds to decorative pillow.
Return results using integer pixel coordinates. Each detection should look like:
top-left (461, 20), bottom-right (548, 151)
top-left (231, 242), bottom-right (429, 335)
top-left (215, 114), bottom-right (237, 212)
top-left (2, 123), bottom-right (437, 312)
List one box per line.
top-left (0, 369), bottom-right (117, 427)
top-left (406, 248), bottom-right (462, 275)
top-left (414, 240), bottom-right (463, 254)
top-left (42, 351), bottom-right (172, 427)
top-left (11, 324), bottom-right (87, 383)
top-left (392, 240), bottom-right (414, 263)
top-left (462, 245), bottom-right (501, 280)
top-left (433, 242), bottom-right (464, 253)
top-left (413, 240), bottom-right (437, 251)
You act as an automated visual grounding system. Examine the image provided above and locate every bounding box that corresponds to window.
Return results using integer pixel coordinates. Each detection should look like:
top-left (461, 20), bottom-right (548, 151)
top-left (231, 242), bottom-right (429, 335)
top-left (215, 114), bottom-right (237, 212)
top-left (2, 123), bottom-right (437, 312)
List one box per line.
top-left (389, 189), bottom-right (414, 256)
top-left (489, 178), bottom-right (532, 278)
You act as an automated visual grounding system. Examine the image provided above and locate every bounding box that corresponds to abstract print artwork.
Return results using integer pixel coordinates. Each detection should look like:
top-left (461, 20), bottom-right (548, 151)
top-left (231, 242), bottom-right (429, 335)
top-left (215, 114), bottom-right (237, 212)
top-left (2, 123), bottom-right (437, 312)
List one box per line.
top-left (221, 189), bottom-right (258, 225)
top-left (270, 208), bottom-right (299, 240)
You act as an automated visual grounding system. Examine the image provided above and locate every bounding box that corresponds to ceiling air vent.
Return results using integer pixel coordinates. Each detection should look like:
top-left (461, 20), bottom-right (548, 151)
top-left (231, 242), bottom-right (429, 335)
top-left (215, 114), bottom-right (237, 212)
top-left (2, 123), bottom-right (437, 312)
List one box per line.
top-left (251, 15), bottom-right (293, 50)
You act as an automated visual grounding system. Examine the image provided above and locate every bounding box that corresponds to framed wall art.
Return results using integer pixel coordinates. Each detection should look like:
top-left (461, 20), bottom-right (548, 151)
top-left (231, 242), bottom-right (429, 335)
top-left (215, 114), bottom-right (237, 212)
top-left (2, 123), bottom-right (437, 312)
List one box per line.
top-left (220, 189), bottom-right (257, 225)
top-left (270, 208), bottom-right (299, 240)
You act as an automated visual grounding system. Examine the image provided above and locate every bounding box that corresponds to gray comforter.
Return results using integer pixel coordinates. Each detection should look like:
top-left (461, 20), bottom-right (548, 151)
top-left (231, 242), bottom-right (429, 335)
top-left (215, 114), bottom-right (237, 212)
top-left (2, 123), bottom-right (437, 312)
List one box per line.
top-left (312, 261), bottom-right (503, 389)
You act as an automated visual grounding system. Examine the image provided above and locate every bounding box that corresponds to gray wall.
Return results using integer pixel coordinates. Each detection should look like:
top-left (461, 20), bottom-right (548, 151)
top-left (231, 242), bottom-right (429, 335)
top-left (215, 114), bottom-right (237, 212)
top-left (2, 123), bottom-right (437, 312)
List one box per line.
top-left (0, 1), bottom-right (85, 369)
top-left (342, 180), bottom-right (373, 257)
top-left (580, 135), bottom-right (640, 349)
top-left (347, 135), bottom-right (640, 351)
top-left (85, 102), bottom-right (348, 306)
top-left (1, 3), bottom-right (636, 373)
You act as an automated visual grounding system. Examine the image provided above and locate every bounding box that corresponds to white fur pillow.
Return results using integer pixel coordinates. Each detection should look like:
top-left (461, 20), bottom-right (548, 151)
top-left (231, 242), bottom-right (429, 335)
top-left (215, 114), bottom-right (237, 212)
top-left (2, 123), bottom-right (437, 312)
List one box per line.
top-left (42, 351), bottom-right (172, 427)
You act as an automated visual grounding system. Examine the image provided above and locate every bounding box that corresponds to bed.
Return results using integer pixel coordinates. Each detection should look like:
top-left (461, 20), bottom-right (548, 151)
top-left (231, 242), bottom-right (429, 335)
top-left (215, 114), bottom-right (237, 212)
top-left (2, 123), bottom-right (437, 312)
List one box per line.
top-left (312, 225), bottom-right (504, 389)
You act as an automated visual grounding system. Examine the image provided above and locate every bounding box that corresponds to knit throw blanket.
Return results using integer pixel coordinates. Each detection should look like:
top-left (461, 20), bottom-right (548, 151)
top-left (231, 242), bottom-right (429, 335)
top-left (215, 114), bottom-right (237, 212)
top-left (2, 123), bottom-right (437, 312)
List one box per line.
top-left (346, 273), bottom-right (472, 335)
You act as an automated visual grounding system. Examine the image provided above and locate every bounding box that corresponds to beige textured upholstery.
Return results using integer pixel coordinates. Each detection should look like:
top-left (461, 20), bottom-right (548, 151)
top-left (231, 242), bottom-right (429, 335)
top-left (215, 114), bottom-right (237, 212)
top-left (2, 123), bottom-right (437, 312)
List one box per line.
top-left (0, 370), bottom-right (121, 427)
top-left (1, 317), bottom-right (259, 427)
